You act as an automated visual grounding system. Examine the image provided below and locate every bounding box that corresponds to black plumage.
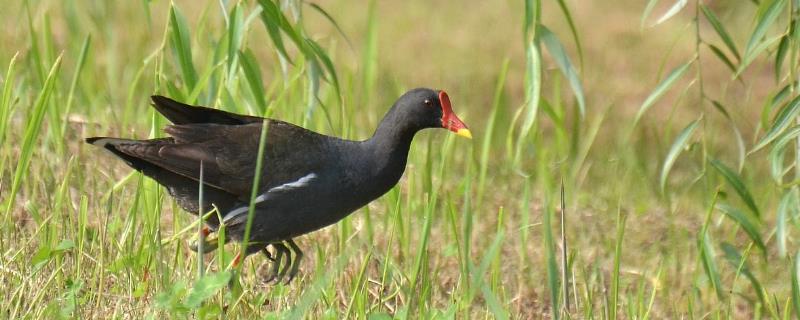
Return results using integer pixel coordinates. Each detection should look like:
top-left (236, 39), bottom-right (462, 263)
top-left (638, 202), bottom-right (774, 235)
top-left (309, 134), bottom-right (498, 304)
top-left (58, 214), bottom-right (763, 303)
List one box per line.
top-left (86, 88), bottom-right (471, 283)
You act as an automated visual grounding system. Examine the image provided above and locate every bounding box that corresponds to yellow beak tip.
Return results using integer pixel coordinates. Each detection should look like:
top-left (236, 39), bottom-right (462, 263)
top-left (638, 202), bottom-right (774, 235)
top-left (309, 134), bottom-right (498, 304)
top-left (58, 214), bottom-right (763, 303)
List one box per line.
top-left (456, 128), bottom-right (473, 139)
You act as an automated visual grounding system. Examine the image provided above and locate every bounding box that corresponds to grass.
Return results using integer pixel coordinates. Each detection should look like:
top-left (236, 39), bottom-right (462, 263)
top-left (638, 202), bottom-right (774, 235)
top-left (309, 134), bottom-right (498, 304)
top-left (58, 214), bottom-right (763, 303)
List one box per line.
top-left (1, 0), bottom-right (799, 318)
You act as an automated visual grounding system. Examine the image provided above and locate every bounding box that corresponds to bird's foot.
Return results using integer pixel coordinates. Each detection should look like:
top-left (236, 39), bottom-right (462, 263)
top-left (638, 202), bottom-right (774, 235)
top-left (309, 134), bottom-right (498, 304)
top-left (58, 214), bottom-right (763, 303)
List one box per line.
top-left (261, 245), bottom-right (285, 284)
top-left (284, 239), bottom-right (304, 284)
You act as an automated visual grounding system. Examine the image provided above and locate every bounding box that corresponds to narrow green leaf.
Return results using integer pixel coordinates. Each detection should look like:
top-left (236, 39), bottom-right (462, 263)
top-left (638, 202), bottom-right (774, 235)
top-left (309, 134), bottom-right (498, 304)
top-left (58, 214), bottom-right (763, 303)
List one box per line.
top-left (720, 242), bottom-right (765, 305)
top-left (774, 34), bottom-right (789, 80)
top-left (654, 0), bottom-right (688, 25)
top-left (708, 158), bottom-right (761, 218)
top-left (793, 250), bottom-right (800, 320)
top-left (751, 95), bottom-right (800, 153)
top-left (257, 0), bottom-right (292, 63)
top-left (736, 34), bottom-right (783, 77)
top-left (660, 118), bottom-right (700, 192)
top-left (306, 38), bottom-right (342, 99)
top-left (744, 0), bottom-right (786, 58)
top-left (700, 233), bottom-right (725, 300)
top-left (777, 188), bottom-right (799, 257)
top-left (707, 43), bottom-right (738, 75)
top-left (0, 52), bottom-right (19, 144)
top-left (514, 41), bottom-right (541, 166)
top-left (481, 284), bottom-right (510, 320)
top-left (700, 4), bottom-right (741, 60)
top-left (306, 3), bottom-right (353, 49)
top-left (4, 55), bottom-right (62, 217)
top-left (768, 126), bottom-right (800, 182)
top-left (226, 3), bottom-right (245, 70)
top-left (539, 25), bottom-right (585, 116)
top-left (641, 0), bottom-right (661, 29)
top-left (634, 60), bottom-right (693, 127)
top-left (553, 0), bottom-right (584, 66)
top-left (239, 49), bottom-right (268, 111)
top-left (185, 272), bottom-right (232, 308)
top-left (169, 4), bottom-right (198, 90)
top-left (715, 203), bottom-right (765, 253)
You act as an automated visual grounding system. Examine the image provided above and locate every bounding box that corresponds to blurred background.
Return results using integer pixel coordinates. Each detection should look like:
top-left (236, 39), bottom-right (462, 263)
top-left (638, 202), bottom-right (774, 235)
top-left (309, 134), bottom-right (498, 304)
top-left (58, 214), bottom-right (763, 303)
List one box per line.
top-left (0, 0), bottom-right (796, 318)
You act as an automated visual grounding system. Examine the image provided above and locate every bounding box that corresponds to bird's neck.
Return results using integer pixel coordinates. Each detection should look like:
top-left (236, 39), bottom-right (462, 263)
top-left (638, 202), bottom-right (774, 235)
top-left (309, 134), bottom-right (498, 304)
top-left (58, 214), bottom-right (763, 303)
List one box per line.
top-left (361, 109), bottom-right (420, 190)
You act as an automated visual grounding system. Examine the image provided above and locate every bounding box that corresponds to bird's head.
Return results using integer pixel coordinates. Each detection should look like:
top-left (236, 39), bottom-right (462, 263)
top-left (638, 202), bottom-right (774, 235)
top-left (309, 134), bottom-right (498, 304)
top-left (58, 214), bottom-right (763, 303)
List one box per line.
top-left (393, 88), bottom-right (472, 139)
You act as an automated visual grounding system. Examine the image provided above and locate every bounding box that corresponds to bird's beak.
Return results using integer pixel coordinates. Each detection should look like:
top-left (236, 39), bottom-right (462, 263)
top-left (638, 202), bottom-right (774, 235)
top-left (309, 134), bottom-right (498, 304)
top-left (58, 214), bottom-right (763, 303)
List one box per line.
top-left (439, 91), bottom-right (472, 139)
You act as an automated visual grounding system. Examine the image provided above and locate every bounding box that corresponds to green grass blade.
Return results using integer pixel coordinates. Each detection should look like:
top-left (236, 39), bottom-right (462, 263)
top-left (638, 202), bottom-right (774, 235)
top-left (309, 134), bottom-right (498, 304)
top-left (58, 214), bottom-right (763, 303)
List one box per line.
top-left (0, 52), bottom-right (19, 145)
top-left (708, 158), bottom-right (761, 218)
top-left (239, 49), bottom-right (268, 111)
top-left (793, 250), bottom-right (800, 320)
top-left (610, 205), bottom-right (626, 320)
top-left (660, 117), bottom-right (700, 193)
top-left (3, 55), bottom-right (61, 221)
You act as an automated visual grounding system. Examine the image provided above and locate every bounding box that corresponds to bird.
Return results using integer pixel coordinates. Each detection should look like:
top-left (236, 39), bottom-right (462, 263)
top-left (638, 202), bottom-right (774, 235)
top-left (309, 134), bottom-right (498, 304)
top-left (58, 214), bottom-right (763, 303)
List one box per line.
top-left (85, 88), bottom-right (471, 283)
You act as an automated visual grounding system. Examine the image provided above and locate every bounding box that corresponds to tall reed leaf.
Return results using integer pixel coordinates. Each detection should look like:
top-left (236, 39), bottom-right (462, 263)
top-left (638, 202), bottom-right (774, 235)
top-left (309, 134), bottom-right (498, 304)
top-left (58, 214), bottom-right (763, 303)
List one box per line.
top-left (743, 0), bottom-right (786, 59)
top-left (794, 250), bottom-right (800, 320)
top-left (768, 126), bottom-right (800, 182)
top-left (633, 60), bottom-right (693, 128)
top-left (654, 0), bottom-right (688, 26)
top-left (169, 5), bottom-right (198, 90)
top-left (714, 203), bottom-right (765, 254)
top-left (0, 52), bottom-right (19, 145)
top-left (660, 118), bottom-right (700, 193)
top-left (514, 42), bottom-right (541, 166)
top-left (708, 158), bottom-right (761, 218)
top-left (777, 188), bottom-right (799, 257)
top-left (751, 95), bottom-right (800, 154)
top-left (539, 25), bottom-right (585, 117)
top-left (700, 4), bottom-right (740, 61)
top-left (720, 243), bottom-right (765, 305)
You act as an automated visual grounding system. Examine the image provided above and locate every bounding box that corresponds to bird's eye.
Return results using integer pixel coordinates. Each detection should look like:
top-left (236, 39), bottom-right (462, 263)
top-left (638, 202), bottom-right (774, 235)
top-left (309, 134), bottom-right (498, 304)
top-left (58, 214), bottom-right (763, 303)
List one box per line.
top-left (424, 99), bottom-right (432, 106)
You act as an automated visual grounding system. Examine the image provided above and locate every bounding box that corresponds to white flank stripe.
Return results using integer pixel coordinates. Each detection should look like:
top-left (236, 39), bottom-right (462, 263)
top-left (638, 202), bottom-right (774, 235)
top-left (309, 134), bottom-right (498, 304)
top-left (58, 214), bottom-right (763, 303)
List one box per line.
top-left (221, 173), bottom-right (316, 225)
top-left (267, 173), bottom-right (317, 193)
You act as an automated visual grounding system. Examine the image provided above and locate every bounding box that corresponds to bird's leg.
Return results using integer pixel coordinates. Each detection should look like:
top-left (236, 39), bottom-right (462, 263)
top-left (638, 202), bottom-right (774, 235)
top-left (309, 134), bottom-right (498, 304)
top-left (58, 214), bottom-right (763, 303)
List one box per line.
top-left (284, 239), bottom-right (304, 284)
top-left (261, 246), bottom-right (282, 283)
top-left (272, 243), bottom-right (292, 284)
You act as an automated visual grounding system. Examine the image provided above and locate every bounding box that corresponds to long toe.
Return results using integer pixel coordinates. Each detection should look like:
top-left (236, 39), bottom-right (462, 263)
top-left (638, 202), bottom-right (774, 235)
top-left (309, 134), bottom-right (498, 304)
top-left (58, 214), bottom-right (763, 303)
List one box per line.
top-left (262, 246), bottom-right (284, 284)
top-left (273, 243), bottom-right (291, 284)
top-left (285, 239), bottom-right (304, 284)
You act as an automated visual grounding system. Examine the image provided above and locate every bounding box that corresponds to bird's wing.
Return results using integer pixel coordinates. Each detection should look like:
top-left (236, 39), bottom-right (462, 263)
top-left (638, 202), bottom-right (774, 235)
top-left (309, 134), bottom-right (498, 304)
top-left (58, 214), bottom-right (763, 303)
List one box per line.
top-left (114, 120), bottom-right (330, 197)
top-left (150, 95), bottom-right (264, 125)
top-left (219, 172), bottom-right (318, 227)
